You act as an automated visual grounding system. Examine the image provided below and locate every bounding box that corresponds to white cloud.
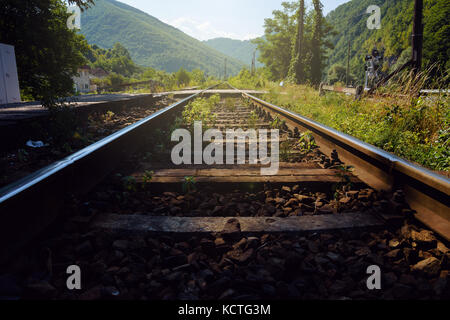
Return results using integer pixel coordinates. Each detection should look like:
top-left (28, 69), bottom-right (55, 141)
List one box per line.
top-left (166, 17), bottom-right (259, 41)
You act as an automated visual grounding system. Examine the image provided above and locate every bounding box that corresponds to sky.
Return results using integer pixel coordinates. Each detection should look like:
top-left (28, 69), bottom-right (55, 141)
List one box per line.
top-left (117, 0), bottom-right (350, 41)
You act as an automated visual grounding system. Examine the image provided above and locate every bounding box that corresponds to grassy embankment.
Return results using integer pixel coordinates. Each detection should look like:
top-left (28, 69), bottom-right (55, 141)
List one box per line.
top-left (261, 84), bottom-right (449, 175)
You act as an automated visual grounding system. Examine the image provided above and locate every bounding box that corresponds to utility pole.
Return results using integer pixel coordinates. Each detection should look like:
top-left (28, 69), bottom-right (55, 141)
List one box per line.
top-left (224, 58), bottom-right (227, 80)
top-left (346, 41), bottom-right (350, 87)
top-left (251, 50), bottom-right (256, 76)
top-left (369, 0), bottom-right (423, 93)
top-left (412, 0), bottom-right (423, 75)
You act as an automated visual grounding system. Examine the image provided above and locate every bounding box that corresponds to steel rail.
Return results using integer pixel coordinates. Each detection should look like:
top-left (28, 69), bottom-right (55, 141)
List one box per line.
top-left (0, 84), bottom-right (219, 263)
top-left (228, 83), bottom-right (450, 240)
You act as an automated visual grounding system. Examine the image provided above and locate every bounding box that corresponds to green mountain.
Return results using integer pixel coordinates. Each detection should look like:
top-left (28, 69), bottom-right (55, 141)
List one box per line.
top-left (325, 0), bottom-right (449, 82)
top-left (203, 38), bottom-right (264, 68)
top-left (80, 0), bottom-right (244, 76)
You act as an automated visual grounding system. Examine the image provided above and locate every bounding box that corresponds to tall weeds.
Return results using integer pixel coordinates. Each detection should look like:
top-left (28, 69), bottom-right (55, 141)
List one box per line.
top-left (264, 83), bottom-right (449, 175)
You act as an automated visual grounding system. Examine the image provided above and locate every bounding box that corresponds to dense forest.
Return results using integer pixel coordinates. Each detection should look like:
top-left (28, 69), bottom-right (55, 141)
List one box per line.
top-left (326, 0), bottom-right (449, 84)
top-left (83, 42), bottom-right (213, 91)
top-left (80, 0), bottom-right (244, 76)
top-left (255, 0), bottom-right (449, 85)
top-left (85, 43), bottom-right (138, 77)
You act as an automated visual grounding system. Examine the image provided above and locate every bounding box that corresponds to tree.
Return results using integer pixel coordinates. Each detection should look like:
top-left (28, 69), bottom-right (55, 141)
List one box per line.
top-left (68, 0), bottom-right (94, 10)
top-left (255, 1), bottom-right (334, 84)
top-left (190, 69), bottom-right (206, 84)
top-left (287, 0), bottom-right (306, 84)
top-left (254, 2), bottom-right (299, 81)
top-left (0, 0), bottom-right (89, 106)
top-left (85, 42), bottom-right (138, 77)
top-left (327, 64), bottom-right (348, 84)
top-left (175, 68), bottom-right (191, 86)
top-left (310, 0), bottom-right (334, 85)
top-left (109, 43), bottom-right (138, 76)
top-left (107, 72), bottom-right (126, 88)
top-left (423, 0), bottom-right (450, 71)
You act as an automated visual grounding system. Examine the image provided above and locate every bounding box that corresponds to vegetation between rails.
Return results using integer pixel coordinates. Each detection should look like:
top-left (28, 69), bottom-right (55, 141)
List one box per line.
top-left (182, 95), bottom-right (221, 130)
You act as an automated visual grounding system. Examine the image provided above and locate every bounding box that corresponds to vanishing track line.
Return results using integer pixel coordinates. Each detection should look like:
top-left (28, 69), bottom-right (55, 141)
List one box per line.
top-left (0, 83), bottom-right (448, 300)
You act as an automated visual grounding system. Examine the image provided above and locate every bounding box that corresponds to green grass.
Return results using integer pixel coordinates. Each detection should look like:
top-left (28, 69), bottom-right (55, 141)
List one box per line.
top-left (182, 95), bottom-right (220, 130)
top-left (264, 85), bottom-right (449, 174)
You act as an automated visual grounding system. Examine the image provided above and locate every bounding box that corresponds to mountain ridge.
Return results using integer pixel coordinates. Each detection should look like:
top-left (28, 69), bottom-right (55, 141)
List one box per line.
top-left (80, 0), bottom-right (244, 76)
top-left (203, 37), bottom-right (263, 68)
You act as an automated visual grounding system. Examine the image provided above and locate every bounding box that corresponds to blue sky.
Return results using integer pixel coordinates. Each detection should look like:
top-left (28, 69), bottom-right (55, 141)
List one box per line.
top-left (117, 0), bottom-right (350, 41)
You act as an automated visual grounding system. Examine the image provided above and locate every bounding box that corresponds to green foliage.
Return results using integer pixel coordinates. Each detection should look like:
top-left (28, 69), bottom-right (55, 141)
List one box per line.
top-left (183, 176), bottom-right (196, 194)
top-left (257, 1), bottom-right (334, 84)
top-left (327, 64), bottom-right (350, 85)
top-left (122, 176), bottom-right (137, 192)
top-left (325, 0), bottom-right (449, 83)
top-left (85, 43), bottom-right (139, 78)
top-left (80, 0), bottom-right (244, 76)
top-left (175, 68), bottom-right (191, 87)
top-left (183, 95), bottom-right (220, 129)
top-left (270, 116), bottom-right (286, 131)
top-left (142, 170), bottom-right (154, 183)
top-left (287, 0), bottom-right (306, 84)
top-left (68, 0), bottom-right (94, 10)
top-left (295, 131), bottom-right (318, 154)
top-left (228, 67), bottom-right (268, 89)
top-left (106, 72), bottom-right (126, 88)
top-left (423, 0), bottom-right (450, 71)
top-left (88, 47), bottom-right (213, 92)
top-left (104, 111), bottom-right (115, 122)
top-left (254, 2), bottom-right (298, 81)
top-left (280, 141), bottom-right (293, 162)
top-left (265, 85), bottom-right (450, 173)
top-left (310, 0), bottom-right (334, 85)
top-left (333, 165), bottom-right (354, 199)
top-left (190, 69), bottom-right (206, 85)
top-left (142, 170), bottom-right (154, 189)
top-left (0, 0), bottom-right (89, 105)
top-left (247, 111), bottom-right (260, 129)
top-left (224, 98), bottom-right (237, 113)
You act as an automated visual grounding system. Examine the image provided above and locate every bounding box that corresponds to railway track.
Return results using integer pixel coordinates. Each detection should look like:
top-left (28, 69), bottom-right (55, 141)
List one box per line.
top-left (0, 83), bottom-right (448, 300)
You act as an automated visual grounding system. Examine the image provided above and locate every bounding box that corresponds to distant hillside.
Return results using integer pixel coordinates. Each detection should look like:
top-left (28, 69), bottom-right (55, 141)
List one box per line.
top-left (325, 0), bottom-right (449, 81)
top-left (203, 38), bottom-right (264, 68)
top-left (80, 0), bottom-right (244, 76)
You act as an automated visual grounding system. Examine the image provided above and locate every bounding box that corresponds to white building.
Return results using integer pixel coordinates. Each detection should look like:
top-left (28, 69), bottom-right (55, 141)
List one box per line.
top-left (0, 43), bottom-right (21, 105)
top-left (73, 65), bottom-right (92, 93)
top-left (73, 66), bottom-right (109, 93)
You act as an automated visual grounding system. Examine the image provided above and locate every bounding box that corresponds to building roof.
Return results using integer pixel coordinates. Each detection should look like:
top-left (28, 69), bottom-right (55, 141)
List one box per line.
top-left (91, 67), bottom-right (109, 78)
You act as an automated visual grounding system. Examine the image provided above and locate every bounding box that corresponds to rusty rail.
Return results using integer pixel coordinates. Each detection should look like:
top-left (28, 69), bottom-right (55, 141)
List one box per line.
top-left (0, 84), bottom-right (219, 263)
top-left (229, 83), bottom-right (450, 241)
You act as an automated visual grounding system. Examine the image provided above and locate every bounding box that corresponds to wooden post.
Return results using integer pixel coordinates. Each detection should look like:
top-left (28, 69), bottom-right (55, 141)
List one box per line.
top-left (412, 0), bottom-right (423, 75)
